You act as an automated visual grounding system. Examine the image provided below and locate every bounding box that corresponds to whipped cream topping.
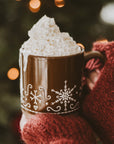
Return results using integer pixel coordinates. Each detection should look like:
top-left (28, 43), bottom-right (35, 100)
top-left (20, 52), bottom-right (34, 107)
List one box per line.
top-left (20, 15), bottom-right (81, 57)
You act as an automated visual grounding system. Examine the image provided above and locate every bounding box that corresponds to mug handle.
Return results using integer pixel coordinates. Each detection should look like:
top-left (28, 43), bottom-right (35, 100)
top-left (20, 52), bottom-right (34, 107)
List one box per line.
top-left (84, 51), bottom-right (106, 65)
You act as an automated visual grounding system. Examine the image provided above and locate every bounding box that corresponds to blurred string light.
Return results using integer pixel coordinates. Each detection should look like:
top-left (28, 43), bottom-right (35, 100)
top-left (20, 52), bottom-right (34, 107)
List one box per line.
top-left (7, 68), bottom-right (19, 80)
top-left (17, 0), bottom-right (65, 13)
top-left (55, 0), bottom-right (65, 8)
top-left (97, 39), bottom-right (108, 43)
top-left (29, 0), bottom-right (41, 13)
top-left (100, 2), bottom-right (114, 25)
top-left (77, 43), bottom-right (85, 49)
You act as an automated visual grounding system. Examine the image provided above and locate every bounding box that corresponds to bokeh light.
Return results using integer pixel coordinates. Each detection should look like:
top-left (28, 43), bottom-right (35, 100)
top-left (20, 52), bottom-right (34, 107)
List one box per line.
top-left (7, 68), bottom-right (19, 80)
top-left (55, 0), bottom-right (65, 8)
top-left (100, 2), bottom-right (114, 25)
top-left (29, 0), bottom-right (41, 13)
top-left (77, 43), bottom-right (85, 49)
top-left (97, 39), bottom-right (108, 43)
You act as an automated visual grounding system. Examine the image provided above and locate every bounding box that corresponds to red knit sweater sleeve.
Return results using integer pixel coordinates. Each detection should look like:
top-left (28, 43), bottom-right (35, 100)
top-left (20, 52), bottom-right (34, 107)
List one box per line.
top-left (83, 41), bottom-right (114, 144)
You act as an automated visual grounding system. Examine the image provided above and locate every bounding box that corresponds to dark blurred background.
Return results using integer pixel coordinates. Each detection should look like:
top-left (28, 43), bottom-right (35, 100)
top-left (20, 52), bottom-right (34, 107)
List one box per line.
top-left (0, 0), bottom-right (114, 143)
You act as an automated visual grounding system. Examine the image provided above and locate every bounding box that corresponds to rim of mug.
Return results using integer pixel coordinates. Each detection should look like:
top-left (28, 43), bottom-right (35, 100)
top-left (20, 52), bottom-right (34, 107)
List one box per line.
top-left (20, 46), bottom-right (84, 59)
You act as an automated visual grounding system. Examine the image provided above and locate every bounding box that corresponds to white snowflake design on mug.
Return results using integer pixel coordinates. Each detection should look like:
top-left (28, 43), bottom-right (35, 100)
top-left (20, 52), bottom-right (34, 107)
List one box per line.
top-left (21, 80), bottom-right (80, 114)
top-left (47, 80), bottom-right (80, 114)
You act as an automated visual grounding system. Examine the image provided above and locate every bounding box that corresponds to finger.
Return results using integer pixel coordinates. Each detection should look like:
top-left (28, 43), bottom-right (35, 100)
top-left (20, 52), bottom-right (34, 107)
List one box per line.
top-left (87, 78), bottom-right (95, 90)
top-left (89, 69), bottom-right (100, 84)
top-left (20, 114), bottom-right (28, 131)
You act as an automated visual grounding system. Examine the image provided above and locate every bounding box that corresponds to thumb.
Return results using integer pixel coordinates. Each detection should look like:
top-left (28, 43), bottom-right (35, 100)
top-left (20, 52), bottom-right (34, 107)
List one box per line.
top-left (86, 69), bottom-right (100, 90)
top-left (20, 114), bottom-right (28, 131)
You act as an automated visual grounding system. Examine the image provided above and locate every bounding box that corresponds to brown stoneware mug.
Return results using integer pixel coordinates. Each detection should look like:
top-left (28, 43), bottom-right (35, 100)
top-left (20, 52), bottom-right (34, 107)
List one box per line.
top-left (20, 47), bottom-right (105, 115)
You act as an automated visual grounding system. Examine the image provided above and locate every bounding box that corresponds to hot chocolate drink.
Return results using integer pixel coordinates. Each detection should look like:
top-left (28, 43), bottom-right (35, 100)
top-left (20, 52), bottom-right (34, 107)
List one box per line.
top-left (19, 15), bottom-right (104, 118)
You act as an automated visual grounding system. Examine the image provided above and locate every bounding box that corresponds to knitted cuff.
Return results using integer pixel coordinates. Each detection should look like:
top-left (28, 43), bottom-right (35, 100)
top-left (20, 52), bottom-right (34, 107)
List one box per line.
top-left (85, 41), bottom-right (114, 71)
top-left (21, 113), bottom-right (96, 144)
